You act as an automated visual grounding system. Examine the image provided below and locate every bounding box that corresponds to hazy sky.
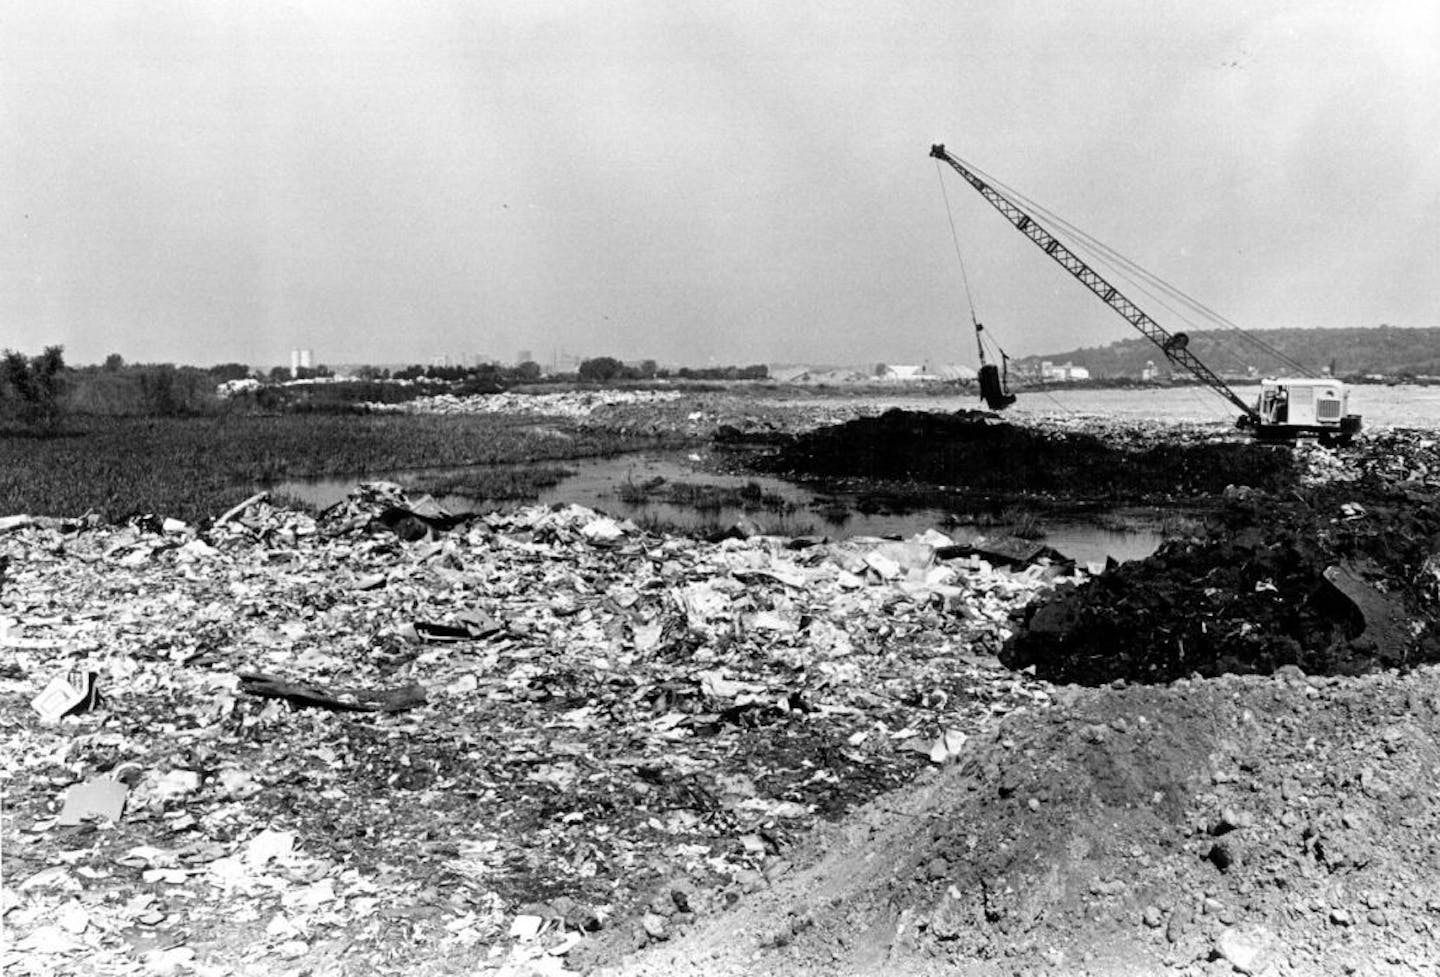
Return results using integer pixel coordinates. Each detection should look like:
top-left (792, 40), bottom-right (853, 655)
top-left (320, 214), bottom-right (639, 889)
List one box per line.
top-left (4, 1), bottom-right (1438, 369)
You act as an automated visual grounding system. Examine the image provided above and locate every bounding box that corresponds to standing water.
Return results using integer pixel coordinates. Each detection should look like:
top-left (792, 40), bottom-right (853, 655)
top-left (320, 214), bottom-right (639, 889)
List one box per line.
top-left (270, 450), bottom-right (1166, 566)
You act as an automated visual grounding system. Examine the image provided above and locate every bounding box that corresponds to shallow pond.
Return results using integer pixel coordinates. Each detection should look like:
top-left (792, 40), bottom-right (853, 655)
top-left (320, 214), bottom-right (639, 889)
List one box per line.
top-left (269, 451), bottom-right (1167, 566)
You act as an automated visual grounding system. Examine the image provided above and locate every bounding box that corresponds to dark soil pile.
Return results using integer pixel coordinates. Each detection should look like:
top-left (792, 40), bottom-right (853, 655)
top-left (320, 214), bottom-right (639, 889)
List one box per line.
top-left (1003, 480), bottom-right (1440, 686)
top-left (755, 409), bottom-right (1298, 501)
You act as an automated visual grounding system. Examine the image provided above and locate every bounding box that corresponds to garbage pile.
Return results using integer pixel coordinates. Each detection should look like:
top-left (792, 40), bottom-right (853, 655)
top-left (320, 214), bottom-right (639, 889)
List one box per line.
top-left (360, 389), bottom-right (683, 418)
top-left (0, 485), bottom-right (1072, 976)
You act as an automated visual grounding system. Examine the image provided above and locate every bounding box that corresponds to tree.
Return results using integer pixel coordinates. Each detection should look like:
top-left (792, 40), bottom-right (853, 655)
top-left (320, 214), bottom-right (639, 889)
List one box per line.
top-left (510, 360), bottom-right (543, 382)
top-left (207, 363), bottom-right (252, 382)
top-left (103, 353), bottom-right (125, 372)
top-left (136, 364), bottom-right (180, 415)
top-left (0, 345), bottom-right (67, 430)
top-left (578, 356), bottom-right (627, 382)
top-left (268, 366), bottom-right (292, 383)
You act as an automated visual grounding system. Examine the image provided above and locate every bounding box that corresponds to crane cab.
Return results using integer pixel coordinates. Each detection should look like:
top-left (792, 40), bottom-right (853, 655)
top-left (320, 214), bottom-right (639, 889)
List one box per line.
top-left (1250, 377), bottom-right (1361, 444)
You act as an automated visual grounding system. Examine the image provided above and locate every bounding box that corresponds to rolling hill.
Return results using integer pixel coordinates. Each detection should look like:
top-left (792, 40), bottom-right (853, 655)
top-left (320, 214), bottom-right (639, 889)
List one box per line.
top-left (1017, 325), bottom-right (1440, 380)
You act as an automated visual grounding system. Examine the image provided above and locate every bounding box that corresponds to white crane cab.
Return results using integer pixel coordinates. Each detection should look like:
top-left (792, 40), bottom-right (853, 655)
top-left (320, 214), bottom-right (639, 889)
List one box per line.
top-left (1248, 378), bottom-right (1361, 444)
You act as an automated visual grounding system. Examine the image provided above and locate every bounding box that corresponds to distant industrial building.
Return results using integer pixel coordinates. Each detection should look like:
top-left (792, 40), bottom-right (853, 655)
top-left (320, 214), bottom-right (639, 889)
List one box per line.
top-left (290, 348), bottom-right (313, 374)
top-left (1039, 360), bottom-right (1090, 382)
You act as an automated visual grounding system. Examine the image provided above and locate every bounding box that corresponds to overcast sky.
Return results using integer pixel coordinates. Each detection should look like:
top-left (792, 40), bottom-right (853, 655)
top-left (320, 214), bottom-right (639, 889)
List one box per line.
top-left (4, 1), bottom-right (1437, 369)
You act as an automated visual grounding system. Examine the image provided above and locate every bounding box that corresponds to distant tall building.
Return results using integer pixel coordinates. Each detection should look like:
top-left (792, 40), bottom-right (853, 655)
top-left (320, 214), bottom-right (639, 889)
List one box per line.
top-left (290, 348), bottom-right (313, 373)
top-left (517, 349), bottom-right (533, 365)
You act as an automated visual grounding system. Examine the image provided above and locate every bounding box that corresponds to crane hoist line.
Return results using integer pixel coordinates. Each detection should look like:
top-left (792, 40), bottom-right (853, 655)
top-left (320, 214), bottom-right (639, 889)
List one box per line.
top-left (929, 144), bottom-right (1362, 445)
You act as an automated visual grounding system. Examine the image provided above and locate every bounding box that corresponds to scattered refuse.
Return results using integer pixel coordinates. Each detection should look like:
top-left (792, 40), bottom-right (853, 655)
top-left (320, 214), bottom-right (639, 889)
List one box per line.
top-left (56, 776), bottom-right (129, 825)
top-left (361, 389), bottom-right (683, 418)
top-left (238, 672), bottom-right (428, 713)
top-left (1, 475), bottom-right (1067, 975)
top-left (11, 420), bottom-right (1439, 974)
top-left (31, 670), bottom-right (101, 722)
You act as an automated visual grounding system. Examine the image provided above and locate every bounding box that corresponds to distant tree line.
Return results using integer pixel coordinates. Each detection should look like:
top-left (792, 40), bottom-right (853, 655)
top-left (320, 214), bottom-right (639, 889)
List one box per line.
top-left (71, 355), bottom-right (234, 415)
top-left (1, 346), bottom-right (66, 430)
top-left (576, 357), bottom-right (767, 382)
top-left (1, 345), bottom-right (775, 432)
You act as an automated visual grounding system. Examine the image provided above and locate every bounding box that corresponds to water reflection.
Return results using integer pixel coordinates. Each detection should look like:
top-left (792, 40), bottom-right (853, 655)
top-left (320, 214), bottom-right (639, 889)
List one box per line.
top-left (269, 451), bottom-right (1166, 565)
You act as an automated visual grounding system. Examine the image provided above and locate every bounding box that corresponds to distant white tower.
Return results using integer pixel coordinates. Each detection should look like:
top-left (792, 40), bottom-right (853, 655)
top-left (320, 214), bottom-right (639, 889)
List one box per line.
top-left (290, 348), bottom-right (313, 373)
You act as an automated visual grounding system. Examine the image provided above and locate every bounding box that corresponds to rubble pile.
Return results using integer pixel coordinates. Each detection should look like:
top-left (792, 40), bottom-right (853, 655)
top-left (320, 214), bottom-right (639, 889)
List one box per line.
top-left (360, 389), bottom-right (683, 418)
top-left (757, 409), bottom-right (1298, 501)
top-left (0, 486), bottom-right (1068, 976)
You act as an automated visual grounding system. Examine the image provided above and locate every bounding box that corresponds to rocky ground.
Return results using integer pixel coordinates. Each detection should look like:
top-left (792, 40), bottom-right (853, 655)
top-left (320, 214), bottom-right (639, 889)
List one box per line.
top-left (6, 405), bottom-right (1440, 976)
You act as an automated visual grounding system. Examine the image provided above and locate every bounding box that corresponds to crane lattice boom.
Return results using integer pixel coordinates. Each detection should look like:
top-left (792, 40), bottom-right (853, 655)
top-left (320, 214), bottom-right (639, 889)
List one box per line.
top-left (929, 144), bottom-right (1256, 420)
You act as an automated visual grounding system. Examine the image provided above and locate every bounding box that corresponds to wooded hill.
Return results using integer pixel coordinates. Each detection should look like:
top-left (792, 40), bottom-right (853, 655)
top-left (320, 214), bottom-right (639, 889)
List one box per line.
top-left (1017, 325), bottom-right (1440, 380)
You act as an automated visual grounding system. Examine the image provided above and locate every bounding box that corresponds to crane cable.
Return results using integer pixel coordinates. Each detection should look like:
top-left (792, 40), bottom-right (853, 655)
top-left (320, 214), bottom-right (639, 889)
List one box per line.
top-left (935, 161), bottom-right (981, 330)
top-left (940, 162), bottom-right (1098, 415)
top-left (935, 161), bottom-right (1017, 377)
top-left (957, 154), bottom-right (1314, 378)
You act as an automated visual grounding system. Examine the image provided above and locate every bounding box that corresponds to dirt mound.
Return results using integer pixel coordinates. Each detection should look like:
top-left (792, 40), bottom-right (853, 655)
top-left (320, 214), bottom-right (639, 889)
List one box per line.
top-left (756, 410), bottom-right (1298, 501)
top-left (1003, 483), bottom-right (1440, 685)
top-left (605, 667), bottom-right (1440, 976)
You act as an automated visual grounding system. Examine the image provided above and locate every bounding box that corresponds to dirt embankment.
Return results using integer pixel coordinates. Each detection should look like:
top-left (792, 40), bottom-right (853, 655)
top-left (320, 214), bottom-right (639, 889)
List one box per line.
top-left (611, 667), bottom-right (1440, 977)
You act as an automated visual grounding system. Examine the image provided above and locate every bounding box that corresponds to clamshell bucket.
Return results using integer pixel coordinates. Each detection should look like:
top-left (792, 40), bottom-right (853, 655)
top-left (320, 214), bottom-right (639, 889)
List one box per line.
top-left (979, 363), bottom-right (1016, 410)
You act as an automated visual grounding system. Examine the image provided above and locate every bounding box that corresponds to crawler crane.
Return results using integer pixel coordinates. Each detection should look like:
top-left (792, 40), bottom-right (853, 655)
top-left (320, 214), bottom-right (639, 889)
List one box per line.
top-left (930, 144), bottom-right (1362, 444)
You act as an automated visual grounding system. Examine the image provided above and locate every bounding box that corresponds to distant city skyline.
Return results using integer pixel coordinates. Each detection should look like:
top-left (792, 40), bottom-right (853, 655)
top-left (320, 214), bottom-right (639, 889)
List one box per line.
top-left (5, 2), bottom-right (1437, 369)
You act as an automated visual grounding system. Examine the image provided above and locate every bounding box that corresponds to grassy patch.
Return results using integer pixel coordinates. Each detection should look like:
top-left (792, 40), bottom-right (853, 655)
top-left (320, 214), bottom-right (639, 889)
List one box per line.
top-left (616, 477), bottom-right (796, 514)
top-left (997, 506), bottom-right (1047, 540)
top-left (406, 465), bottom-right (576, 502)
top-left (0, 414), bottom-right (692, 523)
